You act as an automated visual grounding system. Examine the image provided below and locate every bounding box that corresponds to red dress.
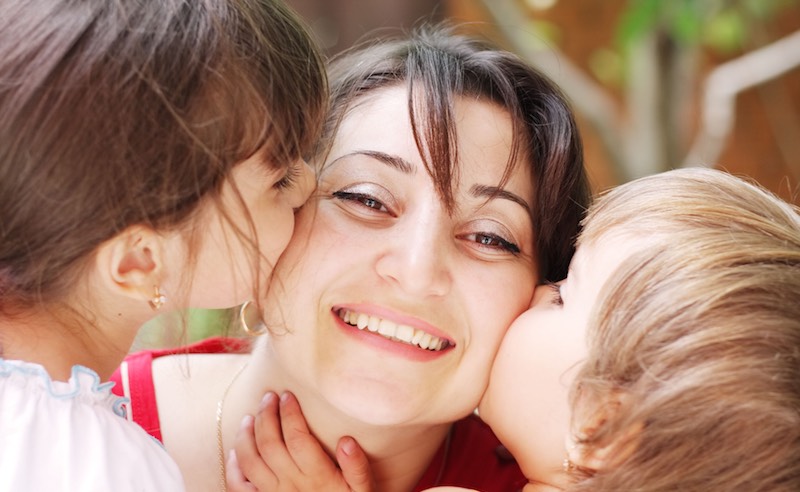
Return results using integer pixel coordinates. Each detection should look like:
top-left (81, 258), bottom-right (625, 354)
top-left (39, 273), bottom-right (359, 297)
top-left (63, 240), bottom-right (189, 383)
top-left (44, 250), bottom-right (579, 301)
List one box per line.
top-left (111, 337), bottom-right (526, 491)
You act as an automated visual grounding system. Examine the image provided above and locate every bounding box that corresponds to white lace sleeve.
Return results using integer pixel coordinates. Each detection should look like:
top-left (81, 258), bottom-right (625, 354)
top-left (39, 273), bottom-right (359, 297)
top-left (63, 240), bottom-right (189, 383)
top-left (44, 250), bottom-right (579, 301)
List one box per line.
top-left (0, 359), bottom-right (185, 492)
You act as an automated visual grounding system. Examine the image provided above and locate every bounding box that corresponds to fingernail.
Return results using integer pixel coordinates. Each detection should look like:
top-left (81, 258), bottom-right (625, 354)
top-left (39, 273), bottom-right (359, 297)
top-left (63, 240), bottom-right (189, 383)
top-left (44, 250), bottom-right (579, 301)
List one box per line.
top-left (259, 391), bottom-right (276, 411)
top-left (341, 436), bottom-right (355, 456)
top-left (240, 414), bottom-right (254, 429)
top-left (279, 391), bottom-right (290, 405)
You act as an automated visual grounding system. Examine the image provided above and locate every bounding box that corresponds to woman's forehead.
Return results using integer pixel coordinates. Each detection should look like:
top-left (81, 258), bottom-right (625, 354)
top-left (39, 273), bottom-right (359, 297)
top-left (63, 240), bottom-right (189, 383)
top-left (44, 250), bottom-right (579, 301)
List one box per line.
top-left (330, 86), bottom-right (529, 194)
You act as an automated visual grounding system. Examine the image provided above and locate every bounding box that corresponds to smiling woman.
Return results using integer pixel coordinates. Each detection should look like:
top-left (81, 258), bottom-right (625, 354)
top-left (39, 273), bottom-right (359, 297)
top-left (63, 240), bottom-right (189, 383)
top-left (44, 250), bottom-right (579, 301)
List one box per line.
top-left (261, 84), bottom-right (538, 429)
top-left (110, 23), bottom-right (590, 492)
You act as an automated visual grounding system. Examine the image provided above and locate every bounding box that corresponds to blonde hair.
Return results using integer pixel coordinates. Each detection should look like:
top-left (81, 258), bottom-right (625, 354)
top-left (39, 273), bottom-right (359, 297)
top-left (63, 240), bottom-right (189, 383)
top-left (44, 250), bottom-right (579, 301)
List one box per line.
top-left (570, 168), bottom-right (800, 491)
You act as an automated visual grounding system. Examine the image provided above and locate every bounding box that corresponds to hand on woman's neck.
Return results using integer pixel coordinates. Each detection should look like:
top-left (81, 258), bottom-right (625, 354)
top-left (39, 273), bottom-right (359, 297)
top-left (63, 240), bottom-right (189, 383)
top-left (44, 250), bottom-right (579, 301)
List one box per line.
top-left (245, 337), bottom-right (452, 492)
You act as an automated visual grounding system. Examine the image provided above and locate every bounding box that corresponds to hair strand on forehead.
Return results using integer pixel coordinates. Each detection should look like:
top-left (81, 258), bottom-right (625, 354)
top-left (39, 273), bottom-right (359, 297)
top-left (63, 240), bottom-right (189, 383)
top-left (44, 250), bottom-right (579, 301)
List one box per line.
top-left (318, 22), bottom-right (590, 282)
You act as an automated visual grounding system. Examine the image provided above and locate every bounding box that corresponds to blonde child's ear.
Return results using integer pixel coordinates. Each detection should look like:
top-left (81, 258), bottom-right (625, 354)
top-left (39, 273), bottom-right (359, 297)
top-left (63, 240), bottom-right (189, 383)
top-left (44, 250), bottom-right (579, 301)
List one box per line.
top-left (94, 225), bottom-right (170, 308)
top-left (567, 393), bottom-right (642, 473)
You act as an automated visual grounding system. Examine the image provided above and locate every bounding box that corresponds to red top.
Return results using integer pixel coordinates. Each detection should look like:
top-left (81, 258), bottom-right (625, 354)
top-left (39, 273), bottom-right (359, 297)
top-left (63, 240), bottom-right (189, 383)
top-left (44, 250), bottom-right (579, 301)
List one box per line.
top-left (111, 337), bottom-right (526, 491)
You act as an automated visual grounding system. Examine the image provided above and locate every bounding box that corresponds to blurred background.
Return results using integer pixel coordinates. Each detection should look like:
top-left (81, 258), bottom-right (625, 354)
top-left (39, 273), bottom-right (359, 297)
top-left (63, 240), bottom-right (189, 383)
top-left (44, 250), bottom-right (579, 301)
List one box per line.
top-left (290, 0), bottom-right (800, 199)
top-left (137, 0), bottom-right (800, 348)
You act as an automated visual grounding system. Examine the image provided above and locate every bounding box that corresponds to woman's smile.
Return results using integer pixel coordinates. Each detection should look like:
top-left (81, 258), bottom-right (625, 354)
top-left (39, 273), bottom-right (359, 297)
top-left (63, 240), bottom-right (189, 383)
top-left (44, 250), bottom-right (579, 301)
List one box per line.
top-left (334, 306), bottom-right (455, 360)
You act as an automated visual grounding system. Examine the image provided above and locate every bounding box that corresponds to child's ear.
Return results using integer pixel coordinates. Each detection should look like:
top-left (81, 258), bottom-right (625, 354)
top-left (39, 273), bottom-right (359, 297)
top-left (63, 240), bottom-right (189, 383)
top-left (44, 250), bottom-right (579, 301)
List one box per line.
top-left (567, 393), bottom-right (642, 473)
top-left (95, 225), bottom-right (169, 308)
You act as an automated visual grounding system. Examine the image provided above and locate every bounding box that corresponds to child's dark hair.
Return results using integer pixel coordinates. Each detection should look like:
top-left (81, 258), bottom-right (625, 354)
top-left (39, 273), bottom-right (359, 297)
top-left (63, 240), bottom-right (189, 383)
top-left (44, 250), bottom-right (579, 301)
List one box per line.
top-left (0, 0), bottom-right (326, 310)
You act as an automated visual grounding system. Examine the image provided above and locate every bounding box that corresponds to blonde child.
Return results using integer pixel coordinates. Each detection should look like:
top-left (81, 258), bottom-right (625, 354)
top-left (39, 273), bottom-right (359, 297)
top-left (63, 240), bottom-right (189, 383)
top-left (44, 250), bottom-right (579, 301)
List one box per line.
top-left (479, 167), bottom-right (800, 491)
top-left (0, 0), bottom-right (325, 490)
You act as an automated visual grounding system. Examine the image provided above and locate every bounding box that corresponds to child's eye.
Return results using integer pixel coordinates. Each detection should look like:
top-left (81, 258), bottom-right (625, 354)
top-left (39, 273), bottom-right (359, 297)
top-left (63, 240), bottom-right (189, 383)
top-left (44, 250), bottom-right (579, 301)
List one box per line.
top-left (464, 232), bottom-right (520, 255)
top-left (332, 190), bottom-right (389, 213)
top-left (547, 282), bottom-right (564, 306)
top-left (274, 164), bottom-right (301, 190)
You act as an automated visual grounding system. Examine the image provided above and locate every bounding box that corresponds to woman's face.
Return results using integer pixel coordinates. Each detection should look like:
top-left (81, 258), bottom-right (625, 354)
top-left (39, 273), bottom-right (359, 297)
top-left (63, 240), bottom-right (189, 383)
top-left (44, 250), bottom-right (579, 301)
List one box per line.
top-left (181, 153), bottom-right (315, 308)
top-left (479, 234), bottom-right (636, 488)
top-left (265, 85), bottom-right (537, 425)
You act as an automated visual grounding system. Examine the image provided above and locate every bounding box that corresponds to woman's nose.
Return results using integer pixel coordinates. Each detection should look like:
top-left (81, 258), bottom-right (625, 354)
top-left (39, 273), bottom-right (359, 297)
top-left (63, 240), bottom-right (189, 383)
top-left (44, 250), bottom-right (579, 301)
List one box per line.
top-left (374, 211), bottom-right (452, 298)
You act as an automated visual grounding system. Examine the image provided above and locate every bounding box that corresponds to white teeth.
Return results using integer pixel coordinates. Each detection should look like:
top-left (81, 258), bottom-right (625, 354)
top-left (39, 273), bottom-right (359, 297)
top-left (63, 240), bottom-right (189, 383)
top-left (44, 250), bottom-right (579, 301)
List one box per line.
top-left (338, 309), bottom-right (450, 351)
top-left (419, 333), bottom-right (432, 350)
top-left (378, 319), bottom-right (395, 337)
top-left (395, 324), bottom-right (414, 343)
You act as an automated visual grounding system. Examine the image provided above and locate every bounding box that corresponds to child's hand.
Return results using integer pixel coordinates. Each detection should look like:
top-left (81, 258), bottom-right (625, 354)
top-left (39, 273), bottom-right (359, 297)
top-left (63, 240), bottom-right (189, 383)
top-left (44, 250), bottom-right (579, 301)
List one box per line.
top-left (226, 391), bottom-right (374, 491)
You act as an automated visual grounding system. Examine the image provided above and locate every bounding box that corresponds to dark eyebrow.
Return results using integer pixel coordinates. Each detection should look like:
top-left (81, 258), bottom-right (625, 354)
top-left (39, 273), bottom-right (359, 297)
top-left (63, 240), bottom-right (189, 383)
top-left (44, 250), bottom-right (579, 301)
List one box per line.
top-left (471, 184), bottom-right (533, 221)
top-left (329, 150), bottom-right (416, 174)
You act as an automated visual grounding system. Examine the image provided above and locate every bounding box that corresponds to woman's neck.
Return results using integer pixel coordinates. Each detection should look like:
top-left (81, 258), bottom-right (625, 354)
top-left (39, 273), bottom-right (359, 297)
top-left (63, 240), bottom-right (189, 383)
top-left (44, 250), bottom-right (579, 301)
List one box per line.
top-left (236, 337), bottom-right (452, 492)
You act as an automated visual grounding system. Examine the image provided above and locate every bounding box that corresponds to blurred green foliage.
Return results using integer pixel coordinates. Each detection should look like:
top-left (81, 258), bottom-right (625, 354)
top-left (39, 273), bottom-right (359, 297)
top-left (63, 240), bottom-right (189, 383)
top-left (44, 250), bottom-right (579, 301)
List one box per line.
top-left (526, 0), bottom-right (798, 87)
top-left (618, 0), bottom-right (798, 53)
top-left (133, 307), bottom-right (237, 351)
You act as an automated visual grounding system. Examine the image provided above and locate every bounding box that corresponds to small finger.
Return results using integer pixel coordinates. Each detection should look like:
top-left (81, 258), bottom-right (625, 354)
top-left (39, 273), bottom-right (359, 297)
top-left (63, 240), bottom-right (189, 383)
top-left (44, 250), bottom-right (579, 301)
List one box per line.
top-left (253, 391), bottom-right (303, 483)
top-left (279, 391), bottom-right (337, 475)
top-left (336, 436), bottom-right (374, 492)
top-left (226, 450), bottom-right (258, 492)
top-left (232, 412), bottom-right (278, 489)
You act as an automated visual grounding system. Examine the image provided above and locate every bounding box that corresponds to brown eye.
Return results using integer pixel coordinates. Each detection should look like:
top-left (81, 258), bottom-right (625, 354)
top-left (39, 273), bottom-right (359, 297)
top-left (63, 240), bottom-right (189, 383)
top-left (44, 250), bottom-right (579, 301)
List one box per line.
top-left (461, 232), bottom-right (520, 255)
top-left (332, 191), bottom-right (389, 213)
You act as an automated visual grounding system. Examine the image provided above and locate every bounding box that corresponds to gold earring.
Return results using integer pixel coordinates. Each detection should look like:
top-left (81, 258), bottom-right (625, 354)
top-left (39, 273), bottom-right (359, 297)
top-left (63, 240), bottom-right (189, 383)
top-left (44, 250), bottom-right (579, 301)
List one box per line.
top-left (239, 300), bottom-right (267, 336)
top-left (148, 286), bottom-right (167, 310)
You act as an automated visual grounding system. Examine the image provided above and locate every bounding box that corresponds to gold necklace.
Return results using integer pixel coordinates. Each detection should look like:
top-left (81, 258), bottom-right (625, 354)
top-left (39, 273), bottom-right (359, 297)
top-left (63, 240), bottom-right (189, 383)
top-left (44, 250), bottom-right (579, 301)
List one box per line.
top-left (216, 362), bottom-right (248, 492)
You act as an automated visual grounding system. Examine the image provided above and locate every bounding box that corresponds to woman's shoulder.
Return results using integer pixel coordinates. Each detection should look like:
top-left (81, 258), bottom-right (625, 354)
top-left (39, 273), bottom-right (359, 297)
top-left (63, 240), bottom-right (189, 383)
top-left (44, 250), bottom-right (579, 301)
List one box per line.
top-left (150, 337), bottom-right (252, 394)
top-left (149, 337), bottom-right (251, 425)
top-left (152, 352), bottom-right (249, 401)
top-left (116, 336), bottom-right (252, 398)
top-left (109, 337), bottom-right (251, 441)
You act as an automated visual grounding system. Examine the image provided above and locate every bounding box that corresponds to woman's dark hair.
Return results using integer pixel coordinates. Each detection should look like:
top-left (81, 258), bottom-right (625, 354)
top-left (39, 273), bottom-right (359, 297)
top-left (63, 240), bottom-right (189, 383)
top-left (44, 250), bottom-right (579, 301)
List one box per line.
top-left (318, 24), bottom-right (589, 281)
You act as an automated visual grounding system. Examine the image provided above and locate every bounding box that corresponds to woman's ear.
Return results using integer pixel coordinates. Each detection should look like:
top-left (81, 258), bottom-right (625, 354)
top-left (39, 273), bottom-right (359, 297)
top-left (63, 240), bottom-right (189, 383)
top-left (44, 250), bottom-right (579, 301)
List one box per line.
top-left (94, 225), bottom-right (169, 307)
top-left (567, 393), bottom-right (642, 473)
